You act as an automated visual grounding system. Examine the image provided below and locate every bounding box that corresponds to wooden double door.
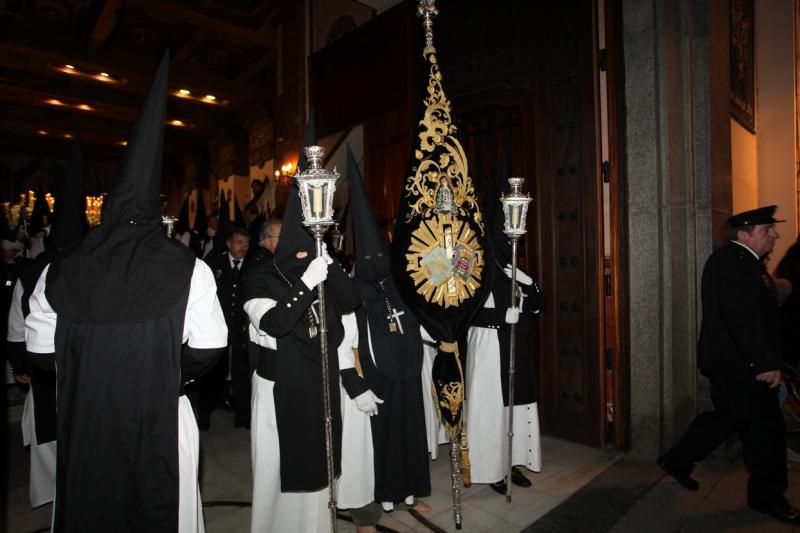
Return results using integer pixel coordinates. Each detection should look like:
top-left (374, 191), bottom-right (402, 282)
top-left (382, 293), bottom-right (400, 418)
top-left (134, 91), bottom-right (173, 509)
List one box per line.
top-left (312, 0), bottom-right (626, 449)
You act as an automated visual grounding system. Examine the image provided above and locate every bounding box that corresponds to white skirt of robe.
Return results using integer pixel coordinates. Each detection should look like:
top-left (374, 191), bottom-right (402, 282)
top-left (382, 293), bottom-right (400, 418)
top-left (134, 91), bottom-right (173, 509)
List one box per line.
top-left (250, 373), bottom-right (330, 533)
top-left (465, 326), bottom-right (542, 484)
top-left (421, 343), bottom-right (449, 460)
top-left (178, 395), bottom-right (205, 533)
top-left (21, 391), bottom-right (56, 508)
top-left (335, 380), bottom-right (374, 509)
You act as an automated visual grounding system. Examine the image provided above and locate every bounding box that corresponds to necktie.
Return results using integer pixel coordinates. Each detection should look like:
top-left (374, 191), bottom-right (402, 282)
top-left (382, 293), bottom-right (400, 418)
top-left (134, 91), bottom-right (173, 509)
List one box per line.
top-left (233, 259), bottom-right (241, 279)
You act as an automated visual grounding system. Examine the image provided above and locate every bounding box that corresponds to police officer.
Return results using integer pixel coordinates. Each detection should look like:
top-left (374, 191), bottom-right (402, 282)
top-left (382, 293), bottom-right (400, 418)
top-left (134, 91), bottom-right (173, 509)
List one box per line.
top-left (199, 226), bottom-right (251, 429)
top-left (658, 205), bottom-right (798, 523)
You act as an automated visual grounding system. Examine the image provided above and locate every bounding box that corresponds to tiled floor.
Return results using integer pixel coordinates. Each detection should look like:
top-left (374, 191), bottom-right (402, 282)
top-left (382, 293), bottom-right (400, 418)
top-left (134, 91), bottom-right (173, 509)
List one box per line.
top-left (609, 453), bottom-right (800, 533)
top-left (5, 407), bottom-right (620, 533)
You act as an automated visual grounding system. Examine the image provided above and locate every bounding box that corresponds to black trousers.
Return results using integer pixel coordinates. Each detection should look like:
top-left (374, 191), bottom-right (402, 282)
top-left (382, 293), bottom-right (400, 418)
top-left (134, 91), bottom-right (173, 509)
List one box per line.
top-left (664, 376), bottom-right (787, 507)
top-left (230, 344), bottom-right (251, 425)
top-left (198, 348), bottom-right (230, 421)
top-left (199, 344), bottom-right (251, 425)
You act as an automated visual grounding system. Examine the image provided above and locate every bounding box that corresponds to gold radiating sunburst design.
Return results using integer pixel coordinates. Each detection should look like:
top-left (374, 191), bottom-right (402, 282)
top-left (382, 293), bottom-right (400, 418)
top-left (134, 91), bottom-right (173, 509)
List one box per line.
top-left (405, 212), bottom-right (484, 308)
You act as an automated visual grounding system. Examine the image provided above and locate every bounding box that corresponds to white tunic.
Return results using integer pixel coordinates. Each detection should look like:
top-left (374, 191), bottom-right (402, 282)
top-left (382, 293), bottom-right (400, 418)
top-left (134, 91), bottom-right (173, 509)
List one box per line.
top-left (465, 293), bottom-right (542, 484)
top-left (245, 297), bottom-right (331, 533)
top-left (419, 327), bottom-right (449, 460)
top-left (335, 312), bottom-right (374, 510)
top-left (26, 259), bottom-right (228, 533)
top-left (7, 278), bottom-right (56, 508)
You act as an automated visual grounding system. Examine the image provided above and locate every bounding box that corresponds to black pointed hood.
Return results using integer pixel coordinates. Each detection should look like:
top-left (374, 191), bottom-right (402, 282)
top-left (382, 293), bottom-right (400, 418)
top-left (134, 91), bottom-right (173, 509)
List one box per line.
top-left (348, 145), bottom-right (388, 282)
top-left (194, 190), bottom-right (207, 234)
top-left (233, 195), bottom-right (245, 227)
top-left (274, 183), bottom-right (315, 276)
top-left (48, 134), bottom-right (88, 249)
top-left (28, 184), bottom-right (52, 235)
top-left (177, 191), bottom-right (190, 234)
top-left (45, 52), bottom-right (196, 324)
top-left (487, 177), bottom-right (511, 266)
top-left (101, 56), bottom-right (168, 225)
top-left (216, 190), bottom-right (231, 241)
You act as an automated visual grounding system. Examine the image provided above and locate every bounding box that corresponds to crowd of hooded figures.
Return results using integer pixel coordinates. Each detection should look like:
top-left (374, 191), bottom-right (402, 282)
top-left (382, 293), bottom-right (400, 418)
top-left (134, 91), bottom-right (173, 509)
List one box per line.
top-left (4, 53), bottom-right (545, 533)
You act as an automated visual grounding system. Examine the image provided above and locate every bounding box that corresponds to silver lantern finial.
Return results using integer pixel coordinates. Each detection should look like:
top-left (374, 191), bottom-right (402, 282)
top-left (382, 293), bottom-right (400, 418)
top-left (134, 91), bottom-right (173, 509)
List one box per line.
top-left (293, 144), bottom-right (340, 532)
top-left (498, 175), bottom-right (532, 504)
top-left (295, 146), bottom-right (339, 230)
top-left (417, 0), bottom-right (438, 48)
top-left (500, 177), bottom-right (532, 238)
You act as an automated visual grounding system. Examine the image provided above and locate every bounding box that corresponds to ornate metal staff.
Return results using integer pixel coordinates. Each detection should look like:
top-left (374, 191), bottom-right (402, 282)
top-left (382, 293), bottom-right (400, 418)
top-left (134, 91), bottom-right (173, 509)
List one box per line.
top-left (295, 145), bottom-right (340, 532)
top-left (499, 177), bottom-right (532, 503)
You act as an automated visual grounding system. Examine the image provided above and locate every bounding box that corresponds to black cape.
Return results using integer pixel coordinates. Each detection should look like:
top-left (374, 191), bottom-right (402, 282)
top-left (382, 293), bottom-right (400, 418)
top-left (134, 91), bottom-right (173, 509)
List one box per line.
top-left (470, 263), bottom-right (544, 405)
top-left (241, 253), bottom-right (360, 490)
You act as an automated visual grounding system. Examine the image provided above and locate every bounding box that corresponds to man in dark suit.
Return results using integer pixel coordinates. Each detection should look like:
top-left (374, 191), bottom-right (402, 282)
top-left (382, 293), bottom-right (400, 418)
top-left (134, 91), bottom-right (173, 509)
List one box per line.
top-left (198, 226), bottom-right (251, 429)
top-left (659, 205), bottom-right (798, 523)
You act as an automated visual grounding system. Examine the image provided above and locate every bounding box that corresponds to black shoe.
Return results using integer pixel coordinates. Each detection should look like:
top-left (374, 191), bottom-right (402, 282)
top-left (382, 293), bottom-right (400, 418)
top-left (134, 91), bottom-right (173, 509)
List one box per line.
top-left (489, 480), bottom-right (506, 495)
top-left (657, 456), bottom-right (699, 491)
top-left (511, 467), bottom-right (531, 487)
top-left (197, 415), bottom-right (210, 432)
top-left (749, 503), bottom-right (800, 523)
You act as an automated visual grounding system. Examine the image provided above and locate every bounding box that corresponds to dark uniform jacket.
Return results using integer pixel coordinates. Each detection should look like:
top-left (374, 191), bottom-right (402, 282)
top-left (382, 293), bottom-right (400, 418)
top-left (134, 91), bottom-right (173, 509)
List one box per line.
top-left (698, 241), bottom-right (782, 378)
top-left (206, 253), bottom-right (248, 347)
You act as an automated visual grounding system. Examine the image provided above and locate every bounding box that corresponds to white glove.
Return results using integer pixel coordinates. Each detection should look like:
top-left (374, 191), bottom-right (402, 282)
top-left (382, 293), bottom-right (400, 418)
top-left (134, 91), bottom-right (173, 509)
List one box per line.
top-left (354, 390), bottom-right (384, 416)
top-left (504, 264), bottom-right (533, 286)
top-left (300, 256), bottom-right (329, 289)
top-left (505, 307), bottom-right (520, 324)
top-left (321, 242), bottom-right (334, 265)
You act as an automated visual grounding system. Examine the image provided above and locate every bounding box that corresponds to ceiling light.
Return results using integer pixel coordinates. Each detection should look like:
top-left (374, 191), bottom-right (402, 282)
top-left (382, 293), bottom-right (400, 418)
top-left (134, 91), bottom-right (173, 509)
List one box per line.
top-left (179, 89), bottom-right (191, 95)
top-left (204, 94), bottom-right (216, 101)
top-left (45, 98), bottom-right (64, 106)
top-left (170, 119), bottom-right (185, 126)
top-left (99, 72), bottom-right (110, 77)
top-left (77, 104), bottom-right (93, 111)
top-left (37, 130), bottom-right (47, 135)
top-left (118, 140), bottom-right (128, 146)
top-left (63, 133), bottom-right (73, 139)
top-left (65, 64), bottom-right (75, 70)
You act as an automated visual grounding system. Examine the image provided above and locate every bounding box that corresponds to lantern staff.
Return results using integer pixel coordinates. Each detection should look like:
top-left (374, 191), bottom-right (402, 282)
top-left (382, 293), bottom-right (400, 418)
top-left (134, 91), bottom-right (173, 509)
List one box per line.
top-left (294, 145), bottom-right (339, 532)
top-left (499, 177), bottom-right (532, 503)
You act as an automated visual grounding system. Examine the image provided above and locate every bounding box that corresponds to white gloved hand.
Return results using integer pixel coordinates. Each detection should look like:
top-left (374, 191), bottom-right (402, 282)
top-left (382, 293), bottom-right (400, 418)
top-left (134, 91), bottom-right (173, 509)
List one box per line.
top-left (505, 307), bottom-right (520, 324)
top-left (321, 242), bottom-right (334, 265)
top-left (504, 264), bottom-right (533, 286)
top-left (354, 390), bottom-right (384, 416)
top-left (300, 256), bottom-right (329, 289)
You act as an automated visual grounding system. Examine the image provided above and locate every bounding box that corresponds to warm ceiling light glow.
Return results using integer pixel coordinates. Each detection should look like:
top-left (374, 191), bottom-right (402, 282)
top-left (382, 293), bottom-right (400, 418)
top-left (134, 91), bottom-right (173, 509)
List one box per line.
top-left (45, 98), bottom-right (64, 106)
top-left (170, 119), bottom-right (185, 126)
top-left (65, 64), bottom-right (75, 70)
top-left (281, 162), bottom-right (294, 173)
top-left (118, 140), bottom-right (128, 146)
top-left (204, 94), bottom-right (216, 101)
top-left (37, 130), bottom-right (48, 135)
top-left (274, 170), bottom-right (281, 177)
top-left (63, 133), bottom-right (73, 139)
top-left (77, 104), bottom-right (93, 111)
top-left (179, 89), bottom-right (191, 95)
top-left (99, 72), bottom-right (110, 77)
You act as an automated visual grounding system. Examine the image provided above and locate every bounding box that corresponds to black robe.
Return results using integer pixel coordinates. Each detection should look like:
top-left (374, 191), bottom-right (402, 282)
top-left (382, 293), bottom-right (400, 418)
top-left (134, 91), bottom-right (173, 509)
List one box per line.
top-left (470, 267), bottom-right (544, 405)
top-left (347, 278), bottom-right (431, 503)
top-left (242, 256), bottom-right (360, 491)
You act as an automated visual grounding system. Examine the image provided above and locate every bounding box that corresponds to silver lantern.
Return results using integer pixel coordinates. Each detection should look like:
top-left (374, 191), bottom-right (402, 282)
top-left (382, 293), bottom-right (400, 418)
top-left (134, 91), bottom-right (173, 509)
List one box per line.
top-left (498, 176), bottom-right (532, 503)
top-left (294, 144), bottom-right (339, 532)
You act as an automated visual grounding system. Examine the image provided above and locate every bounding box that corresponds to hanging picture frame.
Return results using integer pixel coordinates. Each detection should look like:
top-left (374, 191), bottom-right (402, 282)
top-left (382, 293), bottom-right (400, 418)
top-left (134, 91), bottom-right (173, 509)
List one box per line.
top-left (730, 0), bottom-right (756, 133)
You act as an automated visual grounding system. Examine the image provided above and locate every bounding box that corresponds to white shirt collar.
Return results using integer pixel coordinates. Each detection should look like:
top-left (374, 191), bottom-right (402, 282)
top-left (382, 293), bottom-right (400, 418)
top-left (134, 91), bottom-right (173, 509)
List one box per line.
top-left (731, 240), bottom-right (760, 260)
top-left (228, 253), bottom-right (242, 269)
